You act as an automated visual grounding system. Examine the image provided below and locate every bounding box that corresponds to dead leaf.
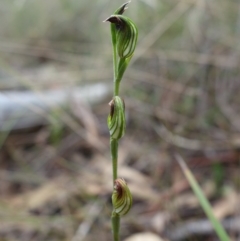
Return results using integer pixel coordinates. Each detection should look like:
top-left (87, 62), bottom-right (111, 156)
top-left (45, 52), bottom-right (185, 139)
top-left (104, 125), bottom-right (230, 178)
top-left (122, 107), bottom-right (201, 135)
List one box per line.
top-left (213, 191), bottom-right (239, 219)
top-left (124, 232), bottom-right (167, 241)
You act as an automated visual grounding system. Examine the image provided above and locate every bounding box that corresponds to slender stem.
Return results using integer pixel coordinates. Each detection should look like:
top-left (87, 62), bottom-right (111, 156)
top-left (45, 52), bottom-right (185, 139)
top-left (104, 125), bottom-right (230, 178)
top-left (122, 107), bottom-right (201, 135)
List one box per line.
top-left (111, 138), bottom-right (119, 241)
top-left (111, 212), bottom-right (120, 241)
top-left (114, 79), bottom-right (120, 96)
top-left (110, 138), bottom-right (118, 184)
top-left (110, 20), bottom-right (120, 241)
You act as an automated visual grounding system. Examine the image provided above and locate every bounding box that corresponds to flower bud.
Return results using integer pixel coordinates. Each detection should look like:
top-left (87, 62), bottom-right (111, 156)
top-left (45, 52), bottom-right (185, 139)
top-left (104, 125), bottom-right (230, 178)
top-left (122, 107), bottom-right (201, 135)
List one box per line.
top-left (112, 178), bottom-right (132, 216)
top-left (105, 15), bottom-right (138, 60)
top-left (108, 96), bottom-right (126, 140)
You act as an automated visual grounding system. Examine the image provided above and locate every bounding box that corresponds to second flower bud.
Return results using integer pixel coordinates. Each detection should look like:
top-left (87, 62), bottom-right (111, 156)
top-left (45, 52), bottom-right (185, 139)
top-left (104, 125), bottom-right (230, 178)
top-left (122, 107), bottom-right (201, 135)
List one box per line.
top-left (108, 96), bottom-right (126, 140)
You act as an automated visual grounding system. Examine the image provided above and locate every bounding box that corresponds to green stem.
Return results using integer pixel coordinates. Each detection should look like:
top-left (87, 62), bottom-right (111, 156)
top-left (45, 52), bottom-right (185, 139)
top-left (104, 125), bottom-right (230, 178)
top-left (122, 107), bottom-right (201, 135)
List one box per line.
top-left (110, 138), bottom-right (118, 184)
top-left (114, 79), bottom-right (120, 96)
top-left (110, 18), bottom-right (120, 241)
top-left (111, 138), bottom-right (119, 241)
top-left (111, 212), bottom-right (120, 241)
top-left (111, 24), bottom-right (120, 239)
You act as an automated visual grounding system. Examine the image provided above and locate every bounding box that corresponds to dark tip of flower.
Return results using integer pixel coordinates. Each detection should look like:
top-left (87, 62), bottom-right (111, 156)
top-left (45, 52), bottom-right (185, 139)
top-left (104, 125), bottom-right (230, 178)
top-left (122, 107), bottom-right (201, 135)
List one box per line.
top-left (114, 178), bottom-right (125, 198)
top-left (104, 16), bottom-right (126, 31)
top-left (104, 16), bottom-right (121, 24)
top-left (103, 1), bottom-right (131, 22)
top-left (116, 1), bottom-right (131, 15)
top-left (108, 99), bottom-right (115, 119)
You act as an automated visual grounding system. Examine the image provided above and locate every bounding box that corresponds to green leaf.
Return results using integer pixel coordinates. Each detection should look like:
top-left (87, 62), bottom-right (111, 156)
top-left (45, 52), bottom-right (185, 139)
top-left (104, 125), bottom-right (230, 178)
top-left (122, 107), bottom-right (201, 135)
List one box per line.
top-left (175, 154), bottom-right (231, 241)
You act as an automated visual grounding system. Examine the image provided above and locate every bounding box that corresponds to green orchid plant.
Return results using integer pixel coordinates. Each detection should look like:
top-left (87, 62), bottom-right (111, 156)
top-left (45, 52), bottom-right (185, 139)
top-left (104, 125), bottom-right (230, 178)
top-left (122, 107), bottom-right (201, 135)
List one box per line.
top-left (104, 2), bottom-right (138, 241)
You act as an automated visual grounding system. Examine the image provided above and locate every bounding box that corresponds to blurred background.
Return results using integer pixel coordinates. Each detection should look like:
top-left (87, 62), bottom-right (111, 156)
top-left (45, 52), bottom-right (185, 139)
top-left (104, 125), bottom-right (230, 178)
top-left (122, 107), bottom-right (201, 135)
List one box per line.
top-left (0, 0), bottom-right (240, 240)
